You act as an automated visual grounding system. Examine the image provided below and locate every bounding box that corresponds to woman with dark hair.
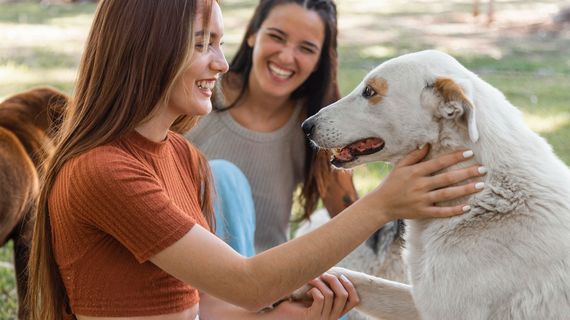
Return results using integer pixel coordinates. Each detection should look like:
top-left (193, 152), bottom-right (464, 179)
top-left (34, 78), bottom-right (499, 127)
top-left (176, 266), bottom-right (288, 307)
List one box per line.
top-left (186, 0), bottom-right (357, 256)
top-left (25, 0), bottom-right (485, 319)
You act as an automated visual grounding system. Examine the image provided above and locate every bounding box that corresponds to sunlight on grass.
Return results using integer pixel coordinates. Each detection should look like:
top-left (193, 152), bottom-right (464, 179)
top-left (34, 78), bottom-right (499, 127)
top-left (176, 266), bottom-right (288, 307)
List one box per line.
top-left (0, 23), bottom-right (87, 46)
top-left (50, 13), bottom-right (93, 27)
top-left (360, 45), bottom-right (398, 59)
top-left (524, 112), bottom-right (570, 133)
top-left (0, 64), bottom-right (76, 99)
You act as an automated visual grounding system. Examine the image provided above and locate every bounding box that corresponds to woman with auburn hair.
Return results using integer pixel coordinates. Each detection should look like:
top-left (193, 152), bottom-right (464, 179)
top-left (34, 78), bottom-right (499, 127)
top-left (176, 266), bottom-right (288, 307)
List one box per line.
top-left (26, 0), bottom-right (486, 319)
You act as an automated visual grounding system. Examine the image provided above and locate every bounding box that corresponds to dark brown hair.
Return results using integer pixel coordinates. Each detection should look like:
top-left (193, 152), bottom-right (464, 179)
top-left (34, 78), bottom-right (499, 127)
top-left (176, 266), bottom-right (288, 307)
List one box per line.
top-left (25, 0), bottom-right (216, 319)
top-left (217, 0), bottom-right (340, 219)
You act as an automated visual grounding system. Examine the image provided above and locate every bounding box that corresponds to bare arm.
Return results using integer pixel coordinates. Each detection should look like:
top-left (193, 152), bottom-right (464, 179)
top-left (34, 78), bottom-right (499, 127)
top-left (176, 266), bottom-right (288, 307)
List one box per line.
top-left (199, 293), bottom-right (334, 320)
top-left (151, 198), bottom-right (385, 311)
top-left (199, 293), bottom-right (277, 319)
top-left (150, 147), bottom-right (486, 311)
top-left (199, 272), bottom-right (359, 319)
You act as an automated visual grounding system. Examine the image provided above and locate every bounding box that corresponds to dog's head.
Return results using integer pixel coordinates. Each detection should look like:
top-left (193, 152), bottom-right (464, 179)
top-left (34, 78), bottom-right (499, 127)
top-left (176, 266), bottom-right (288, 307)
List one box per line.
top-left (0, 87), bottom-right (68, 137)
top-left (302, 50), bottom-right (480, 168)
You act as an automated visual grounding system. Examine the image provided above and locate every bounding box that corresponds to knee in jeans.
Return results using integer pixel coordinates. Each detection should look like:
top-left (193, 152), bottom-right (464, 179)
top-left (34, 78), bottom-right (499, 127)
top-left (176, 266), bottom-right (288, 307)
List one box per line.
top-left (209, 159), bottom-right (249, 188)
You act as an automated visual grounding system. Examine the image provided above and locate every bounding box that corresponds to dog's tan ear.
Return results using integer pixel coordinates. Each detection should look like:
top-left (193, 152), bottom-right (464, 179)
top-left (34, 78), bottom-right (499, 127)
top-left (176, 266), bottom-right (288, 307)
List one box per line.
top-left (433, 77), bottom-right (479, 143)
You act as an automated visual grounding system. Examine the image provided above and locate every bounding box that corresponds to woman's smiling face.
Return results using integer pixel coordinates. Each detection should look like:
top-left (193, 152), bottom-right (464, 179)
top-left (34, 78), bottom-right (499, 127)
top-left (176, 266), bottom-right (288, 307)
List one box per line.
top-left (169, 1), bottom-right (228, 117)
top-left (247, 3), bottom-right (325, 99)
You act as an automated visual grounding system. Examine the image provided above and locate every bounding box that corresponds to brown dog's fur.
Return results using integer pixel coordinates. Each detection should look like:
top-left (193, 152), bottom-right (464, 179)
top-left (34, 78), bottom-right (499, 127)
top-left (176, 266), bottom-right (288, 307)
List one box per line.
top-left (0, 87), bottom-right (67, 319)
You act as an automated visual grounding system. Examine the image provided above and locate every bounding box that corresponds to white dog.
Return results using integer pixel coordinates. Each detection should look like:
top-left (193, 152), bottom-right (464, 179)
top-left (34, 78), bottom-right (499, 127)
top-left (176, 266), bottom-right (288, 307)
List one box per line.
top-left (300, 50), bottom-right (570, 320)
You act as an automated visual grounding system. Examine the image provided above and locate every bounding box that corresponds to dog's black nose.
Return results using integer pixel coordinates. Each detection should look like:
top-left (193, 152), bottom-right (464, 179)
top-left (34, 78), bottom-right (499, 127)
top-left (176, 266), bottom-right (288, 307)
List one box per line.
top-left (301, 119), bottom-right (315, 137)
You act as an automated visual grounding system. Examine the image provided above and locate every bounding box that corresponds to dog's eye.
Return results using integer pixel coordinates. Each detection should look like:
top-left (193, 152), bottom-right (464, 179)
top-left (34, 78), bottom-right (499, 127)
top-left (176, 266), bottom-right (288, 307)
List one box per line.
top-left (362, 86), bottom-right (377, 98)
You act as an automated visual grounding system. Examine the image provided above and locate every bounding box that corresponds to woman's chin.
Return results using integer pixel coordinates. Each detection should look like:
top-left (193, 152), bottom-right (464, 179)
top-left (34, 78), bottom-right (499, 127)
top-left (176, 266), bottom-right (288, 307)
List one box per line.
top-left (188, 101), bottom-right (212, 116)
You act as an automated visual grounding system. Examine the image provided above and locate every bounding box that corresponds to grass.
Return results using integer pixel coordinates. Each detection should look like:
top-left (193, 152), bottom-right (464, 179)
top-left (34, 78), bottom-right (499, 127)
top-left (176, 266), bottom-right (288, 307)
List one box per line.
top-left (1, 0), bottom-right (569, 316)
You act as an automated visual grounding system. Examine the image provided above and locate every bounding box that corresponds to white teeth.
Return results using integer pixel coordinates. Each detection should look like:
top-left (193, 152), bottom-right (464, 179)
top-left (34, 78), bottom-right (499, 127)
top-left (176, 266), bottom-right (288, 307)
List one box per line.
top-left (197, 80), bottom-right (215, 90)
top-left (268, 63), bottom-right (293, 78)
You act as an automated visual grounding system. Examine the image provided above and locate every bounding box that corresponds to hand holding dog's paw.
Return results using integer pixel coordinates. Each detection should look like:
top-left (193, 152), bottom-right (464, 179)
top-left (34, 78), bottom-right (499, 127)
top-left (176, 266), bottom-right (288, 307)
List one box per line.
top-left (366, 145), bottom-right (486, 220)
top-left (288, 272), bottom-right (360, 319)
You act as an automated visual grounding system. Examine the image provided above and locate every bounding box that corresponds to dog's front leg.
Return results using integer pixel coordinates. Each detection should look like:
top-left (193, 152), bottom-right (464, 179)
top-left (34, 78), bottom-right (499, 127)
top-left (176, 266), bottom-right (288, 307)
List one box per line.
top-left (328, 267), bottom-right (420, 320)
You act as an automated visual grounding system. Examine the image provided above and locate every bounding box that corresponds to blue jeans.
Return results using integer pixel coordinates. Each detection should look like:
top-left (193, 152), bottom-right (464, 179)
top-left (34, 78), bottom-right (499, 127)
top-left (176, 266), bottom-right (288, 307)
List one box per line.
top-left (210, 160), bottom-right (256, 257)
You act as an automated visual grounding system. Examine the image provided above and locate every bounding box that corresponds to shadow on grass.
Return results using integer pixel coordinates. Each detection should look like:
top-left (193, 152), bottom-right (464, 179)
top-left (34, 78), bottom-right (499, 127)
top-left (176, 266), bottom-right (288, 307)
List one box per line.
top-left (0, 2), bottom-right (96, 25)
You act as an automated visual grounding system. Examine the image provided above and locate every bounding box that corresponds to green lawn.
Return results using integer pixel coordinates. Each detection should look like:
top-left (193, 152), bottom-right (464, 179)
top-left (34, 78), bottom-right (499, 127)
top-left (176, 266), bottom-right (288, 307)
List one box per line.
top-left (1, 0), bottom-right (570, 316)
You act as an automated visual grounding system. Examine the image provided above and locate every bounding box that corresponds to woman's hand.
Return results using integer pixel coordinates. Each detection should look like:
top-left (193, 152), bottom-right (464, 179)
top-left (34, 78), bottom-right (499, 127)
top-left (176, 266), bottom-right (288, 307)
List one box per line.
top-left (366, 145), bottom-right (486, 220)
top-left (273, 272), bottom-right (359, 319)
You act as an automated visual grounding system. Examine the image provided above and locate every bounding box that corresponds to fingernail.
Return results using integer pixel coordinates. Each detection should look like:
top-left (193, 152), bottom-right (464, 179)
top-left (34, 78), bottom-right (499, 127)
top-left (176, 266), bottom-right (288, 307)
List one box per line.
top-left (462, 205), bottom-right (471, 212)
top-left (463, 150), bottom-right (474, 158)
top-left (340, 274), bottom-right (350, 283)
top-left (418, 144), bottom-right (426, 150)
top-left (475, 182), bottom-right (485, 189)
top-left (478, 166), bottom-right (488, 174)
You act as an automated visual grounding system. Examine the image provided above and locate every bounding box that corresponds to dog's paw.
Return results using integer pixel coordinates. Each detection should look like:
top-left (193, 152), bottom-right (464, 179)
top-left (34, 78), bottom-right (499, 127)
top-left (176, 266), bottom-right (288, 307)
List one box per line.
top-left (290, 267), bottom-right (363, 301)
top-left (327, 266), bottom-right (371, 288)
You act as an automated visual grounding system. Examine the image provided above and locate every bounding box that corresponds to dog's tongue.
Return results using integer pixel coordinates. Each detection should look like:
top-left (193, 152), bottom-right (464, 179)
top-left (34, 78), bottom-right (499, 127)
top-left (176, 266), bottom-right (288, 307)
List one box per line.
top-left (335, 138), bottom-right (384, 162)
top-left (353, 138), bottom-right (383, 152)
top-left (336, 148), bottom-right (354, 161)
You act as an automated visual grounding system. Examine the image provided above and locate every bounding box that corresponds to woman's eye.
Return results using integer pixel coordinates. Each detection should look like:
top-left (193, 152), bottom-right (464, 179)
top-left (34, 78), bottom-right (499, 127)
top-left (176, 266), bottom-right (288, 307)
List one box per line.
top-left (269, 34), bottom-right (284, 42)
top-left (300, 46), bottom-right (316, 54)
top-left (362, 86), bottom-right (377, 98)
top-left (195, 42), bottom-right (214, 51)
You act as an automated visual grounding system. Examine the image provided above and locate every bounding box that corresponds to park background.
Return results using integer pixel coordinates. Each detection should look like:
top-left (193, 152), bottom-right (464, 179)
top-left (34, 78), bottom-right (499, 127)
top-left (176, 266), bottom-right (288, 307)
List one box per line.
top-left (1, 0), bottom-right (569, 317)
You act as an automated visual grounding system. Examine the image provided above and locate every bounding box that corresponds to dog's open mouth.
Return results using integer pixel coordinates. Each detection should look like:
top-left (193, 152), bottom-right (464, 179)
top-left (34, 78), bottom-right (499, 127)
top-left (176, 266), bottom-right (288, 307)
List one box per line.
top-left (331, 137), bottom-right (385, 166)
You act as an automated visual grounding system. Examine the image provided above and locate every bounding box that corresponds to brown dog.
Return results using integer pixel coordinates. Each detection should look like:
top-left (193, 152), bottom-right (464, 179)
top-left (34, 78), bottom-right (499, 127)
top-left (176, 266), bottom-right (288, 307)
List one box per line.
top-left (0, 87), bottom-right (67, 319)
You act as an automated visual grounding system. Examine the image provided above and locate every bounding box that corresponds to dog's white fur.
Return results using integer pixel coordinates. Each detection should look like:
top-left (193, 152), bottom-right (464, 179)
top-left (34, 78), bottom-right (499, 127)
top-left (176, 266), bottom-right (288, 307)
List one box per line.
top-left (303, 50), bottom-right (570, 320)
top-left (296, 210), bottom-right (407, 320)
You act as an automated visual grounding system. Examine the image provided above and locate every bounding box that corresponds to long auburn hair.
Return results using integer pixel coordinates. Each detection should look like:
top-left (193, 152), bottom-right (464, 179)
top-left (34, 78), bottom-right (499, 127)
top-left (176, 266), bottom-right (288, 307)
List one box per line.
top-left (216, 0), bottom-right (340, 219)
top-left (25, 0), bottom-right (216, 319)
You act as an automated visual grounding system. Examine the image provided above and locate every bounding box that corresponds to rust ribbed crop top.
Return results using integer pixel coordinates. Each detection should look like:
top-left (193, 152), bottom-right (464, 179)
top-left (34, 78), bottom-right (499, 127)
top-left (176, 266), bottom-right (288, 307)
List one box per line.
top-left (49, 131), bottom-right (209, 317)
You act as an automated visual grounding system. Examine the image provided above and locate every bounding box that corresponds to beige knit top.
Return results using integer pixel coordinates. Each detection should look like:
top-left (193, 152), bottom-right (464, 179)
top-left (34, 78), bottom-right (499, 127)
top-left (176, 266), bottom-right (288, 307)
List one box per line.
top-left (186, 107), bottom-right (306, 252)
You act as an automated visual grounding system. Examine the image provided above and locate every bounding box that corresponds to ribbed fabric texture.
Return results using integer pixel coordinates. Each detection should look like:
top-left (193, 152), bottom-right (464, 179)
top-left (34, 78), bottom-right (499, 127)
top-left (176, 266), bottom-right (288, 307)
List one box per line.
top-left (49, 131), bottom-right (208, 316)
top-left (186, 107), bottom-right (306, 253)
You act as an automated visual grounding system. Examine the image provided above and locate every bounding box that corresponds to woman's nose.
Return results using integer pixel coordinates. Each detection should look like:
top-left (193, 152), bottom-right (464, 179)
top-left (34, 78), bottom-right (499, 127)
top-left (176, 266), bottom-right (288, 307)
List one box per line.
top-left (277, 45), bottom-right (295, 65)
top-left (212, 48), bottom-right (229, 73)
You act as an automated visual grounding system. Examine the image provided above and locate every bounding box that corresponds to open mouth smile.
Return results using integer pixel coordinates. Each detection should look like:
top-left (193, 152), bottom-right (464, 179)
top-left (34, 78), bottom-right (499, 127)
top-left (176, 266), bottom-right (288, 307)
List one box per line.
top-left (331, 137), bottom-right (385, 166)
top-left (268, 62), bottom-right (294, 80)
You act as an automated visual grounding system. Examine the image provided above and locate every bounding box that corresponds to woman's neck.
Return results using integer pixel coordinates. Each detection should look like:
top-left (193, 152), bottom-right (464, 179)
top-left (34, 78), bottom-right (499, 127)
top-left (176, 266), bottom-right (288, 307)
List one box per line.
top-left (225, 84), bottom-right (298, 133)
top-left (135, 105), bottom-right (177, 142)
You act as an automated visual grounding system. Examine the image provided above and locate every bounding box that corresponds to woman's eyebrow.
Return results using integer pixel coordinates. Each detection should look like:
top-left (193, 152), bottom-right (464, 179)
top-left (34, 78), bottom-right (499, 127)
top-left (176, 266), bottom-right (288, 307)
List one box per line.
top-left (194, 30), bottom-right (222, 40)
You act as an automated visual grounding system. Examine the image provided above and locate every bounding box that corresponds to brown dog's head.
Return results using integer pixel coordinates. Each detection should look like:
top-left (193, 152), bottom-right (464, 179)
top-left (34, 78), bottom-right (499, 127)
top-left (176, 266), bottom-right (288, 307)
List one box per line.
top-left (0, 87), bottom-right (69, 169)
top-left (0, 87), bottom-right (68, 138)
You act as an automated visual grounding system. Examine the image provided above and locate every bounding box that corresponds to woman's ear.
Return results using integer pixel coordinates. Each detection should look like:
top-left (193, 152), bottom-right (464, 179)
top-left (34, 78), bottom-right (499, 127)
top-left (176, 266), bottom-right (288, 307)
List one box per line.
top-left (247, 33), bottom-right (256, 47)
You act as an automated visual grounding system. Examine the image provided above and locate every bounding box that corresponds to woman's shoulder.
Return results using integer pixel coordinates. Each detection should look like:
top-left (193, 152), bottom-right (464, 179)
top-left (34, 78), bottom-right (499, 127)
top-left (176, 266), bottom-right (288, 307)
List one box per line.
top-left (61, 143), bottom-right (137, 179)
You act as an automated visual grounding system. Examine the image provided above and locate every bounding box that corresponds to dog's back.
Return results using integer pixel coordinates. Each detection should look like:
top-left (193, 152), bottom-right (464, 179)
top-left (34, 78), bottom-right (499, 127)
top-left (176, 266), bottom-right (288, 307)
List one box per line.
top-left (0, 87), bottom-right (67, 319)
top-left (395, 51), bottom-right (570, 320)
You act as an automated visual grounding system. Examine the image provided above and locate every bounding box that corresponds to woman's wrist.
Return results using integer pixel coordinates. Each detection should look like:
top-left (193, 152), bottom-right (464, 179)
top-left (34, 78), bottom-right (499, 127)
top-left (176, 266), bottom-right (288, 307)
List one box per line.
top-left (347, 194), bottom-right (391, 229)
